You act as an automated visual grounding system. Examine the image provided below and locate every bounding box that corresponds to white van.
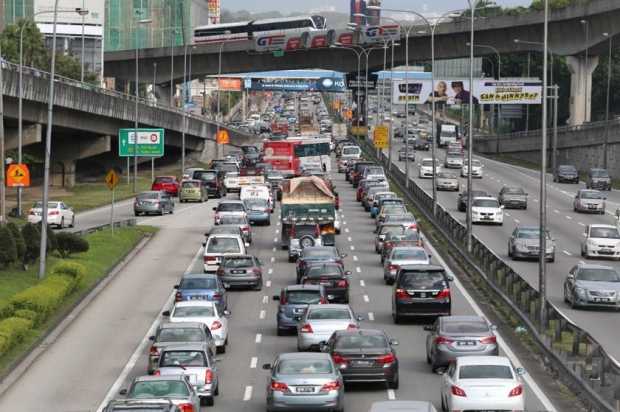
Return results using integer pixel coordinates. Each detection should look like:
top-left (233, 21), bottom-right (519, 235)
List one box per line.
top-left (203, 234), bottom-right (247, 272)
top-left (240, 184), bottom-right (273, 208)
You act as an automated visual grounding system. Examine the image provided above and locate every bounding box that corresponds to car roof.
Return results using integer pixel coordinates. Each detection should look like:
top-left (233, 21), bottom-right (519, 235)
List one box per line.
top-left (218, 199), bottom-right (244, 204)
top-left (456, 355), bottom-right (511, 367)
top-left (182, 273), bottom-right (218, 280)
top-left (440, 315), bottom-right (485, 323)
top-left (159, 342), bottom-right (209, 352)
top-left (306, 303), bottom-right (351, 310)
top-left (576, 262), bottom-right (616, 270)
top-left (400, 264), bottom-right (445, 271)
top-left (277, 352), bottom-right (332, 361)
top-left (159, 321), bottom-right (205, 330)
top-left (472, 196), bottom-right (498, 201)
top-left (283, 284), bottom-right (323, 292)
top-left (174, 300), bottom-right (217, 308)
top-left (208, 233), bottom-right (243, 239)
top-left (333, 328), bottom-right (386, 337)
top-left (588, 224), bottom-right (616, 229)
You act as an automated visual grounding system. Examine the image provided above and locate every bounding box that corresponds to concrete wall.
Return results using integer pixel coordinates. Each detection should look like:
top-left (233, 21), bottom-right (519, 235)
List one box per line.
top-left (474, 120), bottom-right (620, 175)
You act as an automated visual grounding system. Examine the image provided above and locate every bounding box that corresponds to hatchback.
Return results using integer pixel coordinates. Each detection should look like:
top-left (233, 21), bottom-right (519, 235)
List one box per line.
top-left (424, 316), bottom-right (498, 372)
top-left (274, 285), bottom-right (328, 335)
top-left (574, 189), bottom-right (606, 214)
top-left (151, 176), bottom-right (180, 197)
top-left (217, 255), bottom-right (263, 290)
top-left (392, 265), bottom-right (453, 323)
top-left (263, 352), bottom-right (345, 412)
top-left (384, 247), bottom-right (430, 285)
top-left (179, 179), bottom-right (207, 203)
top-left (163, 301), bottom-right (230, 353)
top-left (381, 230), bottom-right (423, 263)
top-left (148, 322), bottom-right (216, 374)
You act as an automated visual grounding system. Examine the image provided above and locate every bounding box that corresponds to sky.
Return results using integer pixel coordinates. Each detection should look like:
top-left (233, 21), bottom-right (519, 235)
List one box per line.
top-left (223, 0), bottom-right (532, 14)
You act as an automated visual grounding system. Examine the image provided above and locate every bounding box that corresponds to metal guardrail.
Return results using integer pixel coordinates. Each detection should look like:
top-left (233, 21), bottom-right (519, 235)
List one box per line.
top-left (68, 218), bottom-right (137, 237)
top-left (475, 117), bottom-right (620, 141)
top-left (356, 136), bottom-right (620, 412)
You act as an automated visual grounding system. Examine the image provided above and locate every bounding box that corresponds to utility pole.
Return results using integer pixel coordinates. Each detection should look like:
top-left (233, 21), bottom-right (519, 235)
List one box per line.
top-left (0, 40), bottom-right (5, 223)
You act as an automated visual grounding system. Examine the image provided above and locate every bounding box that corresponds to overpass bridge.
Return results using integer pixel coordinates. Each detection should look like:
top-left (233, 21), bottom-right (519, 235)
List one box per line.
top-left (103, 0), bottom-right (620, 125)
top-left (0, 62), bottom-right (255, 187)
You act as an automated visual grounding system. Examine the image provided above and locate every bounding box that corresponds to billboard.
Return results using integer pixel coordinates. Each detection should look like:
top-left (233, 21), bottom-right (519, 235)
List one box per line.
top-left (208, 0), bottom-right (221, 24)
top-left (218, 78), bottom-right (242, 91)
top-left (246, 77), bottom-right (346, 92)
top-left (392, 79), bottom-right (542, 105)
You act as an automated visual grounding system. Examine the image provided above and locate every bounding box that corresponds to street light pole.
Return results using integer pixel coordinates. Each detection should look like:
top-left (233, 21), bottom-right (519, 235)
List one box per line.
top-left (331, 44), bottom-right (363, 132)
top-left (581, 19), bottom-right (589, 123)
top-left (133, 18), bottom-right (152, 193)
top-left (603, 33), bottom-right (612, 169)
top-left (80, 0), bottom-right (86, 82)
top-left (152, 61), bottom-right (157, 181)
top-left (0, 39), bottom-right (5, 224)
top-left (466, 0), bottom-right (477, 253)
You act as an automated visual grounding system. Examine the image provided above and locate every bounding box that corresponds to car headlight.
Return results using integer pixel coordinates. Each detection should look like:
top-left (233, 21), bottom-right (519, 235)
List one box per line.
top-left (575, 287), bottom-right (587, 297)
top-left (516, 244), bottom-right (528, 252)
top-left (587, 239), bottom-right (596, 247)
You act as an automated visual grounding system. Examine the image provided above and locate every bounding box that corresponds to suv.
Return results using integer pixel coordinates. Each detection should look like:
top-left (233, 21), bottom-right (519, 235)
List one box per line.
top-left (573, 189), bottom-right (606, 214)
top-left (299, 262), bottom-right (352, 303)
top-left (193, 169), bottom-right (226, 198)
top-left (392, 265), bottom-right (453, 323)
top-left (288, 223), bottom-right (322, 262)
top-left (587, 168), bottom-right (612, 191)
top-left (581, 224), bottom-right (620, 259)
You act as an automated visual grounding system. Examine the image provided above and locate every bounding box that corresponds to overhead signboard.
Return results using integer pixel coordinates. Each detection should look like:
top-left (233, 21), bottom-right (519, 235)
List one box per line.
top-left (246, 77), bottom-right (345, 92)
top-left (119, 128), bottom-right (165, 157)
top-left (392, 78), bottom-right (542, 105)
top-left (346, 73), bottom-right (378, 90)
top-left (218, 78), bottom-right (242, 91)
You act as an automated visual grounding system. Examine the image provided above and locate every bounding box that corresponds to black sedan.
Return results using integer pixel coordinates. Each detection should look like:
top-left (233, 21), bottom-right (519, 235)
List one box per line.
top-left (296, 246), bottom-right (346, 283)
top-left (322, 329), bottom-right (399, 389)
top-left (300, 263), bottom-right (352, 303)
top-left (554, 164), bottom-right (579, 183)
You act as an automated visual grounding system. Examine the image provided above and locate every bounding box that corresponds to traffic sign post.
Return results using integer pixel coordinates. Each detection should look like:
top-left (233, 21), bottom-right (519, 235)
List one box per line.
top-left (216, 129), bottom-right (230, 145)
top-left (6, 163), bottom-right (31, 187)
top-left (118, 128), bottom-right (165, 157)
top-left (373, 125), bottom-right (389, 149)
top-left (105, 169), bottom-right (119, 234)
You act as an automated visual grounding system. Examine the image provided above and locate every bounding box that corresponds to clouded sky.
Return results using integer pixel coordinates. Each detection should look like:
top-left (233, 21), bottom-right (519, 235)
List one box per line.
top-left (223, 0), bottom-right (532, 14)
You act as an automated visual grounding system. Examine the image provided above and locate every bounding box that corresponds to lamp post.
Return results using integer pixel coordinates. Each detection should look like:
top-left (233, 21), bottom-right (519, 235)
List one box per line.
top-left (467, 42), bottom-right (502, 131)
top-left (152, 61), bottom-right (157, 181)
top-left (216, 33), bottom-right (230, 158)
top-left (79, 0), bottom-right (87, 82)
top-left (133, 18), bottom-right (153, 193)
top-left (331, 44), bottom-right (363, 130)
top-left (602, 32), bottom-right (613, 169)
top-left (0, 39), bottom-right (5, 224)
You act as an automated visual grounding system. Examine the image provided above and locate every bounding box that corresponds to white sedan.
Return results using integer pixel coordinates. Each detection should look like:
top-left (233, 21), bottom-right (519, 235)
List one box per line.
top-left (418, 158), bottom-right (441, 179)
top-left (164, 301), bottom-right (230, 353)
top-left (471, 197), bottom-right (504, 225)
top-left (440, 356), bottom-right (525, 412)
top-left (461, 159), bottom-right (483, 178)
top-left (27, 201), bottom-right (75, 228)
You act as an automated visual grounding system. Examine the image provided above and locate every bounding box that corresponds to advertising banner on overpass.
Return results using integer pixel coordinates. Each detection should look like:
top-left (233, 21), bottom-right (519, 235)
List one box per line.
top-left (392, 78), bottom-right (542, 105)
top-left (246, 77), bottom-right (346, 92)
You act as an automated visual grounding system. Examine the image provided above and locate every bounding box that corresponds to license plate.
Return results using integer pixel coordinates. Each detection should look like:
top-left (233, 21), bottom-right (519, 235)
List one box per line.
top-left (594, 298), bottom-right (609, 302)
top-left (294, 308), bottom-right (305, 313)
top-left (296, 386), bottom-right (314, 393)
top-left (588, 205), bottom-right (597, 209)
top-left (420, 292), bottom-right (427, 298)
top-left (457, 341), bottom-right (477, 346)
top-left (482, 216), bottom-right (492, 220)
top-left (231, 270), bottom-right (246, 274)
top-left (353, 360), bottom-right (373, 367)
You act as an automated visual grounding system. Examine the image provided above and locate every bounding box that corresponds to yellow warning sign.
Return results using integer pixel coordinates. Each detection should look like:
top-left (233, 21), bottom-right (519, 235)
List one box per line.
top-left (105, 169), bottom-right (120, 190)
top-left (373, 125), bottom-right (389, 149)
top-left (6, 164), bottom-right (31, 187)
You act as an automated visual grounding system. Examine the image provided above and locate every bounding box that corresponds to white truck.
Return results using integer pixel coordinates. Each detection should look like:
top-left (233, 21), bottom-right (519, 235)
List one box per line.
top-left (437, 123), bottom-right (459, 147)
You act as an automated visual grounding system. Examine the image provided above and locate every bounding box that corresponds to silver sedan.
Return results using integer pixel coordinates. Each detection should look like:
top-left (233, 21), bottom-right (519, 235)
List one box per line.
top-left (383, 246), bottom-right (430, 285)
top-left (296, 304), bottom-right (362, 351)
top-left (263, 352), bottom-right (345, 412)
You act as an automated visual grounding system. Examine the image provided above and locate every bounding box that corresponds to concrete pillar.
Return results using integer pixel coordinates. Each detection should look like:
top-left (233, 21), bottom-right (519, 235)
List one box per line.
top-left (566, 55), bottom-right (599, 126)
top-left (5, 124), bottom-right (42, 150)
top-left (241, 91), bottom-right (247, 121)
top-left (52, 160), bottom-right (76, 188)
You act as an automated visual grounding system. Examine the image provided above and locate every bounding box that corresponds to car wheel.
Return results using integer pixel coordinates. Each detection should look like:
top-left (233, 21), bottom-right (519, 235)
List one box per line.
top-left (288, 256), bottom-right (295, 263)
top-left (277, 327), bottom-right (285, 337)
top-left (134, 211), bottom-right (140, 217)
top-left (388, 373), bottom-right (399, 389)
top-left (169, 208), bottom-right (174, 214)
top-left (267, 220), bottom-right (271, 226)
top-left (563, 286), bottom-right (569, 303)
top-left (570, 294), bottom-right (579, 309)
top-left (508, 247), bottom-right (513, 258)
top-left (217, 345), bottom-right (226, 354)
top-left (392, 312), bottom-right (401, 324)
top-left (159, 209), bottom-right (165, 216)
top-left (70, 217), bottom-right (75, 228)
top-left (215, 385), bottom-right (219, 396)
top-left (202, 396), bottom-right (214, 406)
top-left (59, 217), bottom-right (65, 229)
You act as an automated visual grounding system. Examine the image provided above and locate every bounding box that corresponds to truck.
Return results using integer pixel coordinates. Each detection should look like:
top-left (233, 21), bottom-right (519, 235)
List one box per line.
top-left (436, 122), bottom-right (459, 147)
top-left (262, 140), bottom-right (300, 177)
top-left (280, 176), bottom-right (337, 248)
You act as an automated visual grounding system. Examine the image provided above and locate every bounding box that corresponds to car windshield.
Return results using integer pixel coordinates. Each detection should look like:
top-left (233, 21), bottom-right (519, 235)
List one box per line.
top-left (154, 177), bottom-right (174, 183)
top-left (218, 203), bottom-right (245, 212)
top-left (465, 160), bottom-right (481, 167)
top-left (217, 163), bottom-right (239, 173)
top-left (207, 238), bottom-right (241, 253)
top-left (503, 187), bottom-right (524, 194)
top-left (590, 227), bottom-right (620, 239)
top-left (559, 165), bottom-right (576, 173)
top-left (305, 265), bottom-right (343, 278)
top-left (137, 193), bottom-right (159, 200)
top-left (277, 359), bottom-right (333, 375)
top-left (286, 290), bottom-right (322, 304)
top-left (399, 271), bottom-right (447, 289)
top-left (459, 365), bottom-right (513, 379)
top-left (438, 172), bottom-right (456, 179)
top-left (160, 351), bottom-right (207, 367)
top-left (194, 171), bottom-right (217, 181)
top-left (182, 181), bottom-right (200, 188)
top-left (343, 147), bottom-right (360, 155)
top-left (442, 321), bottom-right (489, 334)
top-left (383, 206), bottom-right (407, 214)
top-left (591, 169), bottom-right (609, 178)
top-left (32, 202), bottom-right (59, 208)
top-left (577, 268), bottom-right (620, 282)
top-left (129, 380), bottom-right (190, 398)
top-left (173, 306), bottom-right (215, 318)
top-left (180, 278), bottom-right (217, 290)
top-left (392, 248), bottom-right (427, 260)
top-left (158, 328), bottom-right (204, 343)
top-left (581, 191), bottom-right (604, 199)
top-left (244, 199), bottom-right (268, 210)
top-left (307, 308), bottom-right (351, 320)
top-left (223, 257), bottom-right (254, 268)
top-left (380, 226), bottom-right (405, 236)
top-left (334, 334), bottom-right (388, 350)
top-left (393, 231), bottom-right (420, 241)
top-left (219, 216), bottom-right (245, 225)
top-left (473, 199), bottom-right (499, 208)
top-left (421, 160), bottom-right (435, 167)
top-left (516, 229), bottom-right (550, 239)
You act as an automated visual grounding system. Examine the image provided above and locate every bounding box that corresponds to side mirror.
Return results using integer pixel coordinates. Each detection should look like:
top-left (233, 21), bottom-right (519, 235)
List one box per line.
top-left (212, 207), bottom-right (217, 211)
top-left (148, 335), bottom-right (155, 341)
top-left (173, 285), bottom-right (179, 289)
top-left (389, 339), bottom-right (399, 346)
top-left (223, 309), bottom-right (231, 316)
top-left (515, 367), bottom-right (526, 376)
top-left (447, 275), bottom-right (454, 282)
top-left (423, 325), bottom-right (434, 331)
top-left (119, 389), bottom-right (128, 396)
top-left (272, 295), bottom-right (280, 301)
top-left (262, 363), bottom-right (272, 370)
top-left (202, 241), bottom-right (207, 247)
top-left (162, 310), bottom-right (171, 317)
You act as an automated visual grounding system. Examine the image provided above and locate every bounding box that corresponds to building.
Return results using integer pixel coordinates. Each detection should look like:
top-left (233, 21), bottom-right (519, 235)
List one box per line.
top-left (104, 0), bottom-right (212, 52)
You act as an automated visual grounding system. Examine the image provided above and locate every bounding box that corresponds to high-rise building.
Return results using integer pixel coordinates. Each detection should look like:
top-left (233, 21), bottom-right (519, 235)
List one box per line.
top-left (104, 0), bottom-right (210, 52)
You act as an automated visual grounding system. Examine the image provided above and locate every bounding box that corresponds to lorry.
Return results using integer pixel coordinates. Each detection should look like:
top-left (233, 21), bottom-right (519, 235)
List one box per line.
top-left (436, 122), bottom-right (459, 147)
top-left (280, 176), bottom-right (337, 249)
top-left (262, 140), bottom-right (300, 177)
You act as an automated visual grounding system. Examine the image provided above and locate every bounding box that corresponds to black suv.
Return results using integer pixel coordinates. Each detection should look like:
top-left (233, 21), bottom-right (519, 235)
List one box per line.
top-left (300, 262), bottom-right (352, 303)
top-left (193, 169), bottom-right (226, 198)
top-left (392, 265), bottom-right (453, 323)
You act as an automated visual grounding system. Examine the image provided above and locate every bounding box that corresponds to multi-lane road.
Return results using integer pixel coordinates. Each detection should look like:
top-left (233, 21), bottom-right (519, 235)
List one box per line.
top-left (387, 127), bottom-right (620, 361)
top-left (0, 157), bottom-right (558, 412)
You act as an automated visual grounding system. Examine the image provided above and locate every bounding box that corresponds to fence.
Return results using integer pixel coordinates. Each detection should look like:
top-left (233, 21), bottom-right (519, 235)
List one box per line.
top-left (69, 218), bottom-right (136, 237)
top-left (356, 136), bottom-right (620, 412)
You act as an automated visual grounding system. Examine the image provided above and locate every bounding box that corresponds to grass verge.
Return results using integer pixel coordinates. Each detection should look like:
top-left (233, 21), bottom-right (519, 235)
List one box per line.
top-left (0, 225), bottom-right (157, 376)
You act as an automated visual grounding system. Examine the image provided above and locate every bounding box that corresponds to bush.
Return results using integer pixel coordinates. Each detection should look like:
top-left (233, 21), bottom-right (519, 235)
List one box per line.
top-left (10, 274), bottom-right (76, 322)
top-left (0, 225), bottom-right (17, 268)
top-left (0, 299), bottom-right (14, 319)
top-left (51, 261), bottom-right (87, 285)
top-left (21, 223), bottom-right (40, 264)
top-left (7, 222), bottom-right (26, 261)
top-left (14, 309), bottom-right (38, 324)
top-left (42, 224), bottom-right (58, 253)
top-left (55, 233), bottom-right (89, 258)
top-left (0, 317), bottom-right (33, 356)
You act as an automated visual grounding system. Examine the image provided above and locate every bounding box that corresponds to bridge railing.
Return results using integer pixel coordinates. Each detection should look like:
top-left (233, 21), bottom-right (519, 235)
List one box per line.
top-left (474, 117), bottom-right (620, 141)
top-left (355, 135), bottom-right (620, 412)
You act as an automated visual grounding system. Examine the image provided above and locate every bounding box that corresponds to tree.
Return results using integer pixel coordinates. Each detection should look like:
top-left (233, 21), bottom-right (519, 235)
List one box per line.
top-left (21, 223), bottom-right (40, 265)
top-left (0, 225), bottom-right (17, 269)
top-left (6, 222), bottom-right (26, 262)
top-left (56, 233), bottom-right (89, 258)
top-left (0, 19), bottom-right (48, 70)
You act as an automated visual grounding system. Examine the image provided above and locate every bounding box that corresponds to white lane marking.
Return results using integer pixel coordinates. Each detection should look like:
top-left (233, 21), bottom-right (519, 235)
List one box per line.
top-left (360, 280), bottom-right (365, 287)
top-left (243, 385), bottom-right (253, 401)
top-left (582, 233), bottom-right (587, 237)
top-left (533, 198), bottom-right (539, 203)
top-left (356, 267), bottom-right (361, 273)
top-left (363, 295), bottom-right (370, 303)
top-left (262, 295), bottom-right (269, 304)
top-left (255, 333), bottom-right (262, 343)
top-left (424, 234), bottom-right (557, 412)
top-left (265, 280), bottom-right (272, 288)
top-left (368, 312), bottom-right (375, 321)
top-left (96, 246), bottom-right (205, 412)
top-left (270, 257), bottom-right (275, 263)
top-left (353, 255), bottom-right (358, 261)
top-left (578, 222), bottom-right (585, 226)
top-left (505, 212), bottom-right (511, 217)
top-left (272, 247), bottom-right (276, 252)
top-left (563, 250), bottom-right (572, 256)
top-left (343, 221), bottom-right (347, 225)
top-left (345, 227), bottom-right (350, 233)
top-left (275, 229), bottom-right (279, 234)
top-left (514, 219), bottom-right (520, 224)
top-left (259, 310), bottom-right (266, 319)
top-left (566, 215), bottom-right (573, 220)
top-left (276, 221), bottom-right (280, 226)
top-left (554, 209), bottom-right (560, 214)
top-left (273, 237), bottom-right (278, 243)
top-left (268, 268), bottom-right (273, 275)
top-left (350, 245), bottom-right (355, 251)
top-left (387, 389), bottom-right (396, 400)
top-left (347, 236), bottom-right (352, 242)
top-left (250, 357), bottom-right (258, 369)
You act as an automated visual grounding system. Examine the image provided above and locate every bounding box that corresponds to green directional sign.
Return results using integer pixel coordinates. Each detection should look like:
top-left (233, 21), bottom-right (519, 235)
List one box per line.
top-left (119, 128), bottom-right (165, 157)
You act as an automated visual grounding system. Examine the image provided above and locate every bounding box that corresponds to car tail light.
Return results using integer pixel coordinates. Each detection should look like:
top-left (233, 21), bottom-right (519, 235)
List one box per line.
top-left (252, 268), bottom-right (262, 276)
top-left (153, 370), bottom-right (160, 376)
top-left (435, 288), bottom-right (451, 300)
top-left (346, 323), bottom-right (358, 331)
top-left (242, 226), bottom-right (250, 232)
top-left (451, 385), bottom-right (467, 397)
top-left (49, 210), bottom-right (59, 215)
top-left (384, 241), bottom-right (393, 249)
top-left (177, 403), bottom-right (194, 412)
top-left (205, 256), bottom-right (217, 263)
top-left (395, 289), bottom-right (409, 300)
top-left (435, 336), bottom-right (454, 345)
top-left (479, 336), bottom-right (497, 345)
top-left (211, 320), bottom-right (222, 330)
top-left (508, 384), bottom-right (523, 397)
top-left (332, 353), bottom-right (347, 366)
top-left (388, 264), bottom-right (400, 274)
top-left (149, 346), bottom-right (160, 356)
top-left (175, 292), bottom-right (182, 302)
top-left (300, 323), bottom-right (313, 333)
top-left (319, 381), bottom-right (341, 393)
top-left (271, 381), bottom-right (290, 393)
top-left (319, 297), bottom-right (328, 304)
top-left (205, 368), bottom-right (214, 384)
top-left (280, 293), bottom-right (287, 304)
top-left (376, 353), bottom-right (395, 365)
top-left (336, 279), bottom-right (348, 288)
top-left (212, 293), bottom-right (222, 299)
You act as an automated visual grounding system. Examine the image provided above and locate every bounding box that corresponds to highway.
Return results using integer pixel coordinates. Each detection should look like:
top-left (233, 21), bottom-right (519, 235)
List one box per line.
top-left (387, 125), bottom-right (620, 361)
top-left (0, 158), bottom-right (556, 412)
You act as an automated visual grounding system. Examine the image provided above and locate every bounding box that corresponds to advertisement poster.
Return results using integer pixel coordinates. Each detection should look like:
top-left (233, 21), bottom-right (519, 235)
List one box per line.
top-left (477, 80), bottom-right (542, 104)
top-left (218, 78), bottom-right (242, 91)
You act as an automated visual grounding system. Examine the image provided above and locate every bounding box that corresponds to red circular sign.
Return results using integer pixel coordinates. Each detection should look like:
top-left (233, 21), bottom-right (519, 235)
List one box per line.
top-left (150, 133), bottom-right (158, 143)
